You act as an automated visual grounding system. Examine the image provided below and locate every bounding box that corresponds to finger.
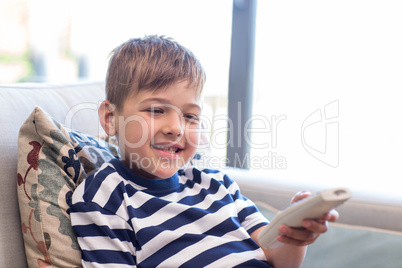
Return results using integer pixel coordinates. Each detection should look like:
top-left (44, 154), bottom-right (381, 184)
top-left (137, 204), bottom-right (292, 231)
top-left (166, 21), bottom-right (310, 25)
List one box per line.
top-left (277, 234), bottom-right (316, 247)
top-left (324, 209), bottom-right (339, 222)
top-left (314, 209), bottom-right (339, 223)
top-left (291, 191), bottom-right (311, 204)
top-left (279, 225), bottom-right (319, 243)
top-left (302, 219), bottom-right (328, 234)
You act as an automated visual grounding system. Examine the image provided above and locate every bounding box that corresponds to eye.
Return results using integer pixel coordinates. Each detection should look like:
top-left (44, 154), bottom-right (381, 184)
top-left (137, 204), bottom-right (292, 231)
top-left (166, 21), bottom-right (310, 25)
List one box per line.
top-left (184, 114), bottom-right (199, 122)
top-left (146, 107), bottom-right (164, 115)
top-left (145, 107), bottom-right (165, 117)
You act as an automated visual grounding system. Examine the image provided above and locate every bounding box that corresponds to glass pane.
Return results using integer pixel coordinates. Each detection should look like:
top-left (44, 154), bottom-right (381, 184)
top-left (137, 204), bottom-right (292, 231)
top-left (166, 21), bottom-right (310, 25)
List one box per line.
top-left (252, 0), bottom-right (402, 196)
top-left (0, 0), bottom-right (232, 162)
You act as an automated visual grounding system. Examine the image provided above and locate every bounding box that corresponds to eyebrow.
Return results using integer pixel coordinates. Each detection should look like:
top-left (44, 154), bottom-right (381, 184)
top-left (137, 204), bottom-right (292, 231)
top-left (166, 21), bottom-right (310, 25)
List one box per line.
top-left (140, 97), bottom-right (201, 111)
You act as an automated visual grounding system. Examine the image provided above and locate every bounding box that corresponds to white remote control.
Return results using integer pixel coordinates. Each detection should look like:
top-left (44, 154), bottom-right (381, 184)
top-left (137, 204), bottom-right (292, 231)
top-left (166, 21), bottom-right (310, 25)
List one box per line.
top-left (258, 188), bottom-right (352, 249)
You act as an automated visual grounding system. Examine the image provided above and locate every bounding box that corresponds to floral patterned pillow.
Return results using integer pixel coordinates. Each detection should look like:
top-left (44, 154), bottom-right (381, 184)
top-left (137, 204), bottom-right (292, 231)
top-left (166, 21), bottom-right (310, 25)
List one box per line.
top-left (17, 107), bottom-right (119, 267)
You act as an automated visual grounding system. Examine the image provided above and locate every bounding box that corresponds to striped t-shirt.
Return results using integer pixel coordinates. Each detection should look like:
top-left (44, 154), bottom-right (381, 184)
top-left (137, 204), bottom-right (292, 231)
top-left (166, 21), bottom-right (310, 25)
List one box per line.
top-left (70, 159), bottom-right (271, 267)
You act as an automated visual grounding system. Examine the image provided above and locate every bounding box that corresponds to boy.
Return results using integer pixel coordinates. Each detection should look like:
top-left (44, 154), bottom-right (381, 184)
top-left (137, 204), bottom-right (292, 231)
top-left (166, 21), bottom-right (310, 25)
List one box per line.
top-left (70, 35), bottom-right (337, 267)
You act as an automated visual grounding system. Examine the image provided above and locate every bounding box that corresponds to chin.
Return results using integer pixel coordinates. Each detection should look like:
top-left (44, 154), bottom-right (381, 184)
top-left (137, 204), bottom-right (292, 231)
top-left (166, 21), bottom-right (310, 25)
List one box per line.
top-left (152, 169), bottom-right (178, 179)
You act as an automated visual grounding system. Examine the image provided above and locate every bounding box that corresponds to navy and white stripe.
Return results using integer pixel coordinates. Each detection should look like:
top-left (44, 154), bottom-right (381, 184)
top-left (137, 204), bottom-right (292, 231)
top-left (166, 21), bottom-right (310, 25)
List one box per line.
top-left (70, 159), bottom-right (271, 267)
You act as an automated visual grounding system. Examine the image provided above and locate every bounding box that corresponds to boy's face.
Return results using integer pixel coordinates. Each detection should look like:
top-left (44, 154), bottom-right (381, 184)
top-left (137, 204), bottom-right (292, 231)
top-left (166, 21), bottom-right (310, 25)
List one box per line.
top-left (113, 81), bottom-right (202, 179)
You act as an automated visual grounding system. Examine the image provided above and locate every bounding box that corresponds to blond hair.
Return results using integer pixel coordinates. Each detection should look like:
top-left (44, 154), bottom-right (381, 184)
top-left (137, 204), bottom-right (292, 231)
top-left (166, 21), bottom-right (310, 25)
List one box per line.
top-left (105, 35), bottom-right (206, 110)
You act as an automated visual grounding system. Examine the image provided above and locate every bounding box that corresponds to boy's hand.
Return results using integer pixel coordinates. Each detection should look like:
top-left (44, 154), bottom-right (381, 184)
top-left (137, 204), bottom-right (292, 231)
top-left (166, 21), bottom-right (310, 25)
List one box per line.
top-left (277, 191), bottom-right (339, 247)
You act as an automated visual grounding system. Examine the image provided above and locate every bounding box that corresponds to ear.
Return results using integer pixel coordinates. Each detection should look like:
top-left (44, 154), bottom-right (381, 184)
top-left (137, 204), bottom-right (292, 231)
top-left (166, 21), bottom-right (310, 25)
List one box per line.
top-left (99, 100), bottom-right (118, 136)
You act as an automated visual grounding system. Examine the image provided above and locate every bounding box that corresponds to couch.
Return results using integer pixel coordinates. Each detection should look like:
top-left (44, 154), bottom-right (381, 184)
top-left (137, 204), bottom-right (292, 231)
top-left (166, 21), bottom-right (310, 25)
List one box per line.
top-left (0, 81), bottom-right (401, 268)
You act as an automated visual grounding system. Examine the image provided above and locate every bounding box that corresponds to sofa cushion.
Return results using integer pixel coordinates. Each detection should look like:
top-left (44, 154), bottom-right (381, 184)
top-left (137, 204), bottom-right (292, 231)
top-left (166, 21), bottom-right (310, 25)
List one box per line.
top-left (17, 107), bottom-right (119, 267)
top-left (0, 81), bottom-right (105, 267)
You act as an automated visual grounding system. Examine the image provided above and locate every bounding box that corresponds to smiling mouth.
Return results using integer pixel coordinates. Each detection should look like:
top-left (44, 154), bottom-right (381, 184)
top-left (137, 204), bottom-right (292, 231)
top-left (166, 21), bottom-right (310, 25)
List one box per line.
top-left (152, 145), bottom-right (182, 153)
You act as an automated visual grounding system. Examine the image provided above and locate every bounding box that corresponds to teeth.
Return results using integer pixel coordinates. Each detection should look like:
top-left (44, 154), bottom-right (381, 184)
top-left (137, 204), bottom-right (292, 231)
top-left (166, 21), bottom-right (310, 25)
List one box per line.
top-left (153, 145), bottom-right (179, 153)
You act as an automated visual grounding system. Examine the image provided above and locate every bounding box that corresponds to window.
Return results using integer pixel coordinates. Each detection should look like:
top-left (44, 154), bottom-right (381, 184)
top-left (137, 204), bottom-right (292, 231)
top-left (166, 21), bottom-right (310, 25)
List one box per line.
top-left (0, 0), bottom-right (232, 161)
top-left (251, 0), bottom-right (402, 196)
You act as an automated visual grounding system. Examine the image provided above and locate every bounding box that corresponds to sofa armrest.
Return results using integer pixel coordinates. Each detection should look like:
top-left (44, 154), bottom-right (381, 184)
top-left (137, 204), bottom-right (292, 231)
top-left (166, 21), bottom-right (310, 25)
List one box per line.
top-left (223, 167), bottom-right (402, 232)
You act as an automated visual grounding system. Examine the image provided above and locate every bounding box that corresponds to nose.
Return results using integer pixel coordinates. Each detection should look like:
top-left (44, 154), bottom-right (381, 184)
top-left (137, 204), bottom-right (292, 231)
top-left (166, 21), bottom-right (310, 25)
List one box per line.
top-left (162, 113), bottom-right (184, 137)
